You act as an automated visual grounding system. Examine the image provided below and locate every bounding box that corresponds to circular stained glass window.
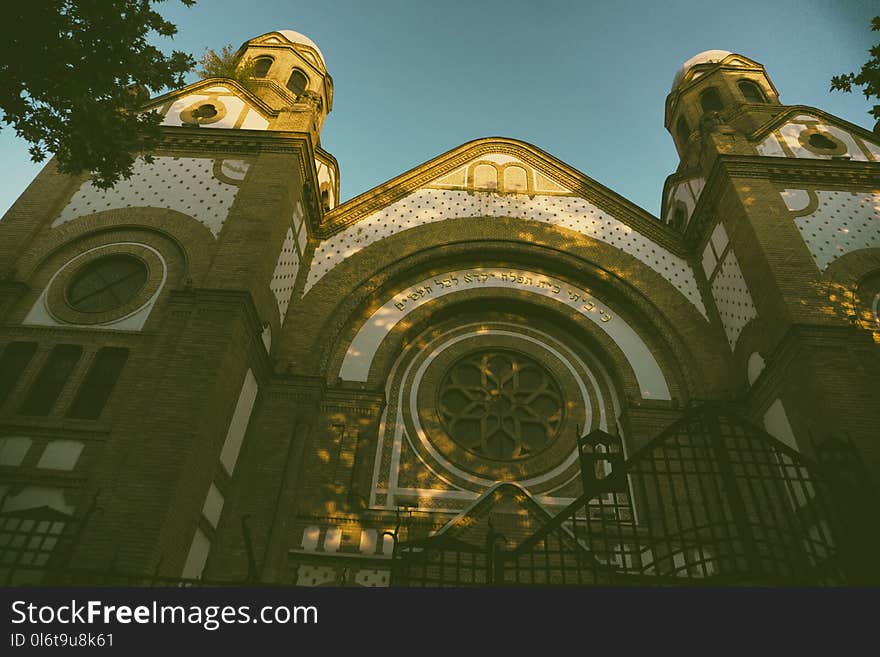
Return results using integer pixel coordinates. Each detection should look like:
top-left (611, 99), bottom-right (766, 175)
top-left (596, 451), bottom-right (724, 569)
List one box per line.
top-left (67, 255), bottom-right (148, 313)
top-left (438, 350), bottom-right (564, 461)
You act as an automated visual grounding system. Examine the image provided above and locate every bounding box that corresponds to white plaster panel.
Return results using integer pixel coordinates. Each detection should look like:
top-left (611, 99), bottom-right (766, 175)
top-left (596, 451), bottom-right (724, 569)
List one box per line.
top-left (341, 268), bottom-right (671, 400)
top-left (701, 243), bottom-right (717, 280)
top-left (710, 222), bottom-right (729, 255)
top-left (688, 177), bottom-right (706, 201)
top-left (672, 182), bottom-right (696, 217)
top-left (181, 528), bottom-right (211, 579)
top-left (202, 483), bottom-right (224, 528)
top-left (23, 242), bottom-right (167, 332)
top-left (763, 398), bottom-right (797, 451)
top-left (429, 165), bottom-right (468, 189)
top-left (0, 437), bottom-right (32, 466)
top-left (316, 160), bottom-right (336, 210)
top-left (793, 191), bottom-right (880, 271)
top-left (354, 569), bottom-right (390, 587)
top-left (160, 93), bottom-right (208, 125)
top-left (296, 219), bottom-right (308, 255)
top-left (323, 527), bottom-right (342, 552)
top-left (239, 110), bottom-right (269, 130)
top-left (0, 487), bottom-right (74, 515)
top-left (301, 526), bottom-right (320, 550)
top-left (756, 134), bottom-right (786, 158)
top-left (479, 153), bottom-right (523, 165)
top-left (781, 188), bottom-right (810, 212)
top-left (36, 440), bottom-right (84, 471)
top-left (824, 124), bottom-right (867, 161)
top-left (292, 201), bottom-right (308, 253)
top-left (534, 171), bottom-right (569, 193)
top-left (865, 138), bottom-right (880, 160)
top-left (270, 227), bottom-right (300, 324)
top-left (777, 122), bottom-right (868, 161)
top-left (710, 250), bottom-right (758, 349)
top-left (219, 369), bottom-right (258, 475)
top-left (747, 352), bottom-right (766, 386)
top-left (306, 189), bottom-right (706, 316)
top-left (220, 159), bottom-right (250, 181)
top-left (296, 565), bottom-right (336, 586)
top-left (359, 529), bottom-right (377, 555)
top-left (160, 89), bottom-right (269, 130)
top-left (53, 157), bottom-right (240, 237)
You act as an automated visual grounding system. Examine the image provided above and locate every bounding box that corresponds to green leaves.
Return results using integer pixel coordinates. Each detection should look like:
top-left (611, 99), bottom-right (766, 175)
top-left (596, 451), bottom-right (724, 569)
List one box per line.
top-left (0, 1), bottom-right (196, 189)
top-left (196, 44), bottom-right (258, 93)
top-left (830, 15), bottom-right (880, 122)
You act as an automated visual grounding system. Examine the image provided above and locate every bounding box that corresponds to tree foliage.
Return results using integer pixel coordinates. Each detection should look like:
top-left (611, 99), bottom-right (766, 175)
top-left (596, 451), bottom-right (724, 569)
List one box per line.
top-left (196, 44), bottom-right (256, 92)
top-left (0, 1), bottom-right (196, 188)
top-left (830, 15), bottom-right (880, 123)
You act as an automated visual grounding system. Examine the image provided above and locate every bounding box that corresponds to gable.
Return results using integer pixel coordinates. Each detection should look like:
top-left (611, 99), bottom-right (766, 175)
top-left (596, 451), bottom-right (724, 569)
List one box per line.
top-left (755, 109), bottom-right (880, 162)
top-left (305, 139), bottom-right (707, 318)
top-left (150, 80), bottom-right (272, 131)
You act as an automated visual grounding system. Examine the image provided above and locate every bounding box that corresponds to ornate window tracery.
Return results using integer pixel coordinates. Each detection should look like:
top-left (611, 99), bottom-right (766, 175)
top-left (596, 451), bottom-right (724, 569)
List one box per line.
top-left (438, 350), bottom-right (563, 461)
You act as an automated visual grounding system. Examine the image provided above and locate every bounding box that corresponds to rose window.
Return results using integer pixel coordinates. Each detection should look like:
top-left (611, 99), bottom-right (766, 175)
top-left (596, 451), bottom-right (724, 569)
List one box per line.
top-left (438, 350), bottom-right (564, 460)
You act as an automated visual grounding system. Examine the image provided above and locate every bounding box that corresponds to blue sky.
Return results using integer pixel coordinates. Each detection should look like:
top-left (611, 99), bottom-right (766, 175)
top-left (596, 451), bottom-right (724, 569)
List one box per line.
top-left (0, 0), bottom-right (876, 217)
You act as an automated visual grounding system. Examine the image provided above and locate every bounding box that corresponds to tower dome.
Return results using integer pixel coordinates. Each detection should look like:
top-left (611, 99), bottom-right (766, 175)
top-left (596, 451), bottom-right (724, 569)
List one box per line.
top-left (671, 49), bottom-right (732, 90)
top-left (275, 29), bottom-right (326, 66)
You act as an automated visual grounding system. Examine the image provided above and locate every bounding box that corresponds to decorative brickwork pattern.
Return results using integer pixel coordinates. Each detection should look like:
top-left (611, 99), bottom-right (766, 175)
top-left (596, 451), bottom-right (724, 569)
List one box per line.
top-left (306, 189), bottom-right (706, 316)
top-left (710, 249), bottom-right (757, 349)
top-left (53, 157), bottom-right (243, 237)
top-left (793, 191), bottom-right (880, 272)
top-left (270, 227), bottom-right (299, 323)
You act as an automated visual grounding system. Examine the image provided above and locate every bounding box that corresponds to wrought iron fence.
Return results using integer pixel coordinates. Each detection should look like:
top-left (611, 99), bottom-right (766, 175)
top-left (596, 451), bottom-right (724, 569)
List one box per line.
top-left (3, 404), bottom-right (876, 587)
top-left (390, 404), bottom-right (880, 586)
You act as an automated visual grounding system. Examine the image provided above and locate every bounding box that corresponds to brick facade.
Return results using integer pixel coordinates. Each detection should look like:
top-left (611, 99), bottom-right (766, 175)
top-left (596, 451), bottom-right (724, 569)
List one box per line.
top-left (1, 40), bottom-right (878, 586)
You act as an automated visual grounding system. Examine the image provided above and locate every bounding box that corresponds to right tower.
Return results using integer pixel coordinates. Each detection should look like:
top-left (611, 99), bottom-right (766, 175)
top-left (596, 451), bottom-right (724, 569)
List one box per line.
top-left (662, 50), bottom-right (880, 482)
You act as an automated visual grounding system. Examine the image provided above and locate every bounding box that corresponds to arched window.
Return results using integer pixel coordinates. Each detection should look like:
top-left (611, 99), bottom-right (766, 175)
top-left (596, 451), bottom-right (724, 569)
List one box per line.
top-left (738, 80), bottom-right (766, 103)
top-left (503, 166), bottom-right (528, 193)
top-left (676, 116), bottom-right (690, 146)
top-left (67, 347), bottom-right (130, 420)
top-left (286, 69), bottom-right (309, 96)
top-left (253, 57), bottom-right (273, 78)
top-left (0, 342), bottom-right (37, 407)
top-left (700, 87), bottom-right (723, 113)
top-left (20, 345), bottom-right (83, 416)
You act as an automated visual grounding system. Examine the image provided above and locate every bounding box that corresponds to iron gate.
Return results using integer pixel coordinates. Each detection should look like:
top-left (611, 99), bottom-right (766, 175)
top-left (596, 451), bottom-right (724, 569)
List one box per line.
top-left (390, 404), bottom-right (879, 586)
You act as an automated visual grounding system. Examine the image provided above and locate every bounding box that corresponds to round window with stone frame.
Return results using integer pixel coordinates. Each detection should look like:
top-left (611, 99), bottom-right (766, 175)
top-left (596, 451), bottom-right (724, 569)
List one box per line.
top-left (47, 244), bottom-right (165, 326)
top-left (179, 98), bottom-right (227, 126)
top-left (66, 254), bottom-right (148, 314)
top-left (437, 349), bottom-right (564, 461)
top-left (798, 127), bottom-right (848, 157)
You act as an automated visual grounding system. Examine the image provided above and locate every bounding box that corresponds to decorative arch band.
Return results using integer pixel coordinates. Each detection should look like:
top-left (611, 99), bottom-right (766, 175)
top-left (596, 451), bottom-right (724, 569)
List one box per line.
top-left (339, 267), bottom-right (671, 400)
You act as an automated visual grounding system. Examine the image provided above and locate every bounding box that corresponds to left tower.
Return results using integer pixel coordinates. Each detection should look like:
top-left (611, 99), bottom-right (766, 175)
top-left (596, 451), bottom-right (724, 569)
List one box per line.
top-left (0, 30), bottom-right (337, 582)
